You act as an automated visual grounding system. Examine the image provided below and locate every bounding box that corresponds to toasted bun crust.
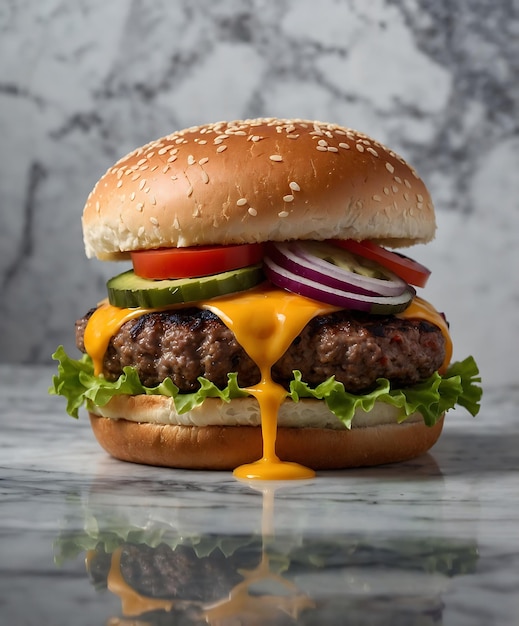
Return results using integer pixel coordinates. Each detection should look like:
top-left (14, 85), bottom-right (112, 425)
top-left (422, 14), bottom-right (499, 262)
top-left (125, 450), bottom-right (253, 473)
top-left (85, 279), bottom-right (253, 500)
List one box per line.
top-left (83, 118), bottom-right (435, 260)
top-left (88, 397), bottom-right (444, 470)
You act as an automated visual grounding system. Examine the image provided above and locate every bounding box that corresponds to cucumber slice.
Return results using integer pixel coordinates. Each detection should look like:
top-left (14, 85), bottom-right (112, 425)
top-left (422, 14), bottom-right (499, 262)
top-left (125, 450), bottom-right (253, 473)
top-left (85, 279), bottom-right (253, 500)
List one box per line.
top-left (107, 264), bottom-right (265, 308)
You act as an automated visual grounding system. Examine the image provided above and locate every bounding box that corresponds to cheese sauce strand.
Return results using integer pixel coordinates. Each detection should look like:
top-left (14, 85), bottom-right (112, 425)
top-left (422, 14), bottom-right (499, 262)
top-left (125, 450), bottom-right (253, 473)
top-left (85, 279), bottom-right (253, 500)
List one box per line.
top-left (203, 285), bottom-right (338, 480)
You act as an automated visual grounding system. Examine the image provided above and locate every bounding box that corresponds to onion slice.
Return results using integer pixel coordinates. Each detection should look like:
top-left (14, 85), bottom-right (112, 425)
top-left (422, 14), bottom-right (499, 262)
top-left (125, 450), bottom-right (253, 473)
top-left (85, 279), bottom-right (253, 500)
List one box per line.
top-left (264, 255), bottom-right (415, 314)
top-left (272, 241), bottom-right (408, 297)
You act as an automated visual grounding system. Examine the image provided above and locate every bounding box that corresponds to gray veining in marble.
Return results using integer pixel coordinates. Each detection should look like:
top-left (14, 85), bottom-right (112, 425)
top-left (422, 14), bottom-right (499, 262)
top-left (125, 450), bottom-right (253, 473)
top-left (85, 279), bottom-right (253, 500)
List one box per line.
top-left (1, 366), bottom-right (518, 625)
top-left (0, 1), bottom-right (518, 386)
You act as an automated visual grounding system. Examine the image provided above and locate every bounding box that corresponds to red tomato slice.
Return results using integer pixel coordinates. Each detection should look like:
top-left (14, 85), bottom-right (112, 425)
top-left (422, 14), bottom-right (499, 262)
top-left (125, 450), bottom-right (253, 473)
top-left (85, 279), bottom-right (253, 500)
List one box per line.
top-left (330, 239), bottom-right (431, 288)
top-left (131, 243), bottom-right (264, 279)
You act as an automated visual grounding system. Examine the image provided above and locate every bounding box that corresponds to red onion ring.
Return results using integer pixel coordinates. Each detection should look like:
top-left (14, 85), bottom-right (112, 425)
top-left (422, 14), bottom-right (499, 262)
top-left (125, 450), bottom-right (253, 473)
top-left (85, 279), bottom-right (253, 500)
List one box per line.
top-left (264, 255), bottom-right (415, 314)
top-left (265, 241), bottom-right (407, 297)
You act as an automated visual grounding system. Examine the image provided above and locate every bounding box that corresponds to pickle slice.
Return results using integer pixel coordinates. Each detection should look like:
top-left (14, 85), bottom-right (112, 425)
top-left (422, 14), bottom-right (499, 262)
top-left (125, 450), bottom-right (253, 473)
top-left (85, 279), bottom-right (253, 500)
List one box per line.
top-left (107, 264), bottom-right (265, 308)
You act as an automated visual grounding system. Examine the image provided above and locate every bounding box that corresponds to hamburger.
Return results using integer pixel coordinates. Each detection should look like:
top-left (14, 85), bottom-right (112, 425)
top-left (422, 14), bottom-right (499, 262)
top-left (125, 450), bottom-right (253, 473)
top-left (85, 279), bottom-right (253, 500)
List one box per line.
top-left (50, 118), bottom-right (481, 478)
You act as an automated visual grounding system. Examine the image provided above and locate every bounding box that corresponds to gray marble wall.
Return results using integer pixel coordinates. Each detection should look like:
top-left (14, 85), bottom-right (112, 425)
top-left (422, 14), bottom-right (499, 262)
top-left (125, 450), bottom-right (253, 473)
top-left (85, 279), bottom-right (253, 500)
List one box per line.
top-left (1, 1), bottom-right (517, 387)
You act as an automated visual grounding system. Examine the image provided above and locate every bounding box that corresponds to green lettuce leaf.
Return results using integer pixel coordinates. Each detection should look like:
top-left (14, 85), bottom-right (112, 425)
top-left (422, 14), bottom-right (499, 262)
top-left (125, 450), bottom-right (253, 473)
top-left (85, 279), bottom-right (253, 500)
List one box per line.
top-left (49, 346), bottom-right (481, 427)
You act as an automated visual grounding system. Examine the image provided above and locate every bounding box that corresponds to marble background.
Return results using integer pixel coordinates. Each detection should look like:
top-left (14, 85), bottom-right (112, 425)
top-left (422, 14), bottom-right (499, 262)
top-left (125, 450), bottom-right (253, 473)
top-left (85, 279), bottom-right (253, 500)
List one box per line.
top-left (0, 0), bottom-right (517, 387)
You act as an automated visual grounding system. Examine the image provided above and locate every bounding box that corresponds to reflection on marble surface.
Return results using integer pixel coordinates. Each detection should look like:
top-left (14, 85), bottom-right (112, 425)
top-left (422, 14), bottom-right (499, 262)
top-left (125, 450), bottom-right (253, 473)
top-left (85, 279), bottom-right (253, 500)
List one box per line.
top-left (0, 1), bottom-right (518, 389)
top-left (54, 483), bottom-right (478, 625)
top-left (1, 366), bottom-right (519, 624)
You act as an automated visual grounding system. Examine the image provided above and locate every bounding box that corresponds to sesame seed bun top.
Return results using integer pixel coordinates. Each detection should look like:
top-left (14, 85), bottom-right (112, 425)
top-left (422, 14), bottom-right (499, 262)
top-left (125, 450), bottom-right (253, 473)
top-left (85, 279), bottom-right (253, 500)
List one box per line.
top-left (82, 118), bottom-right (436, 260)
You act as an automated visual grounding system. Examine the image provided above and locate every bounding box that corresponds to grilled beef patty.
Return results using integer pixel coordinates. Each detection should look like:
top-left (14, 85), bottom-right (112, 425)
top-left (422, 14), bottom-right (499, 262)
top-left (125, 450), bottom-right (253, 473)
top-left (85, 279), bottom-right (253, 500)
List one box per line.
top-left (76, 306), bottom-right (445, 393)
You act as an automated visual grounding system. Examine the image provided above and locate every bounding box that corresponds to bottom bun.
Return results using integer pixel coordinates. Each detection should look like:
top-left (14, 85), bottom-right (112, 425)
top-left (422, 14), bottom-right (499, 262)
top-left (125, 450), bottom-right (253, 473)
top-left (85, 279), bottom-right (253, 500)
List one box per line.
top-left (88, 396), bottom-right (444, 470)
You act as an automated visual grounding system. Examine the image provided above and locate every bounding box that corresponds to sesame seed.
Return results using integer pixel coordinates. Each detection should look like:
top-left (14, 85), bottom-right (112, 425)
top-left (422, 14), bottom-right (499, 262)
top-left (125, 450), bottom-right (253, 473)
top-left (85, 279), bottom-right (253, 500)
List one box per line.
top-left (404, 179), bottom-right (411, 188)
top-left (383, 187), bottom-right (390, 195)
top-left (289, 181), bottom-right (300, 192)
top-left (269, 154), bottom-right (283, 162)
top-left (138, 226), bottom-right (145, 237)
top-left (150, 165), bottom-right (158, 172)
top-left (216, 144), bottom-right (227, 153)
top-left (403, 192), bottom-right (410, 201)
top-left (199, 157), bottom-right (209, 165)
top-left (158, 148), bottom-right (168, 155)
top-left (149, 217), bottom-right (159, 225)
top-left (186, 186), bottom-right (193, 197)
top-left (95, 201), bottom-right (100, 213)
top-left (131, 173), bottom-right (141, 181)
top-left (367, 147), bottom-right (379, 157)
top-left (318, 139), bottom-right (328, 147)
top-left (167, 155), bottom-right (177, 163)
top-left (417, 193), bottom-right (424, 202)
top-left (385, 162), bottom-right (395, 174)
top-left (139, 164), bottom-right (149, 171)
top-left (139, 179), bottom-right (146, 190)
top-left (316, 145), bottom-right (328, 152)
top-left (283, 194), bottom-right (294, 202)
top-left (356, 144), bottom-right (365, 153)
top-left (162, 165), bottom-right (169, 173)
top-left (130, 192), bottom-right (136, 201)
top-left (146, 152), bottom-right (155, 159)
top-left (278, 211), bottom-right (289, 218)
top-left (250, 135), bottom-right (261, 142)
top-left (201, 171), bottom-right (209, 184)
top-left (236, 198), bottom-right (248, 206)
top-left (248, 207), bottom-right (257, 216)
top-left (137, 158), bottom-right (147, 166)
top-left (417, 202), bottom-right (424, 210)
top-left (144, 187), bottom-right (150, 194)
top-left (187, 155), bottom-right (195, 165)
top-left (136, 202), bottom-right (144, 211)
top-left (287, 134), bottom-right (299, 139)
top-left (394, 176), bottom-right (402, 184)
top-left (339, 143), bottom-right (350, 150)
top-left (392, 185), bottom-right (399, 193)
top-left (327, 146), bottom-right (338, 152)
top-left (372, 194), bottom-right (382, 202)
top-left (116, 180), bottom-right (123, 188)
top-left (150, 196), bottom-right (156, 205)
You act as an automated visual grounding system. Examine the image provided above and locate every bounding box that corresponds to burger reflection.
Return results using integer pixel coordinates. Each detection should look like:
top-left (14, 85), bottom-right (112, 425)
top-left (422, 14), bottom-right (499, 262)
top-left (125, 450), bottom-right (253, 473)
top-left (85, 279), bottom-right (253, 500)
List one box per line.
top-left (55, 481), bottom-right (478, 626)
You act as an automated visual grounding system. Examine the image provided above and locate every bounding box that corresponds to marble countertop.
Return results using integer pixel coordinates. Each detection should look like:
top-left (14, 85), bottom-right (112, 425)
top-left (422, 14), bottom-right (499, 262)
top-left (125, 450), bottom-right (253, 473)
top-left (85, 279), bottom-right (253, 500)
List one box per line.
top-left (1, 365), bottom-right (517, 625)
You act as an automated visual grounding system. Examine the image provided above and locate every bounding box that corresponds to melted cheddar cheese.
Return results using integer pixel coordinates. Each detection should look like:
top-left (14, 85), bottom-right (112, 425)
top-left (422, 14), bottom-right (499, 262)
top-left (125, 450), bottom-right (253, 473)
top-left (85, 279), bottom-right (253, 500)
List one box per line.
top-left (83, 286), bottom-right (452, 480)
